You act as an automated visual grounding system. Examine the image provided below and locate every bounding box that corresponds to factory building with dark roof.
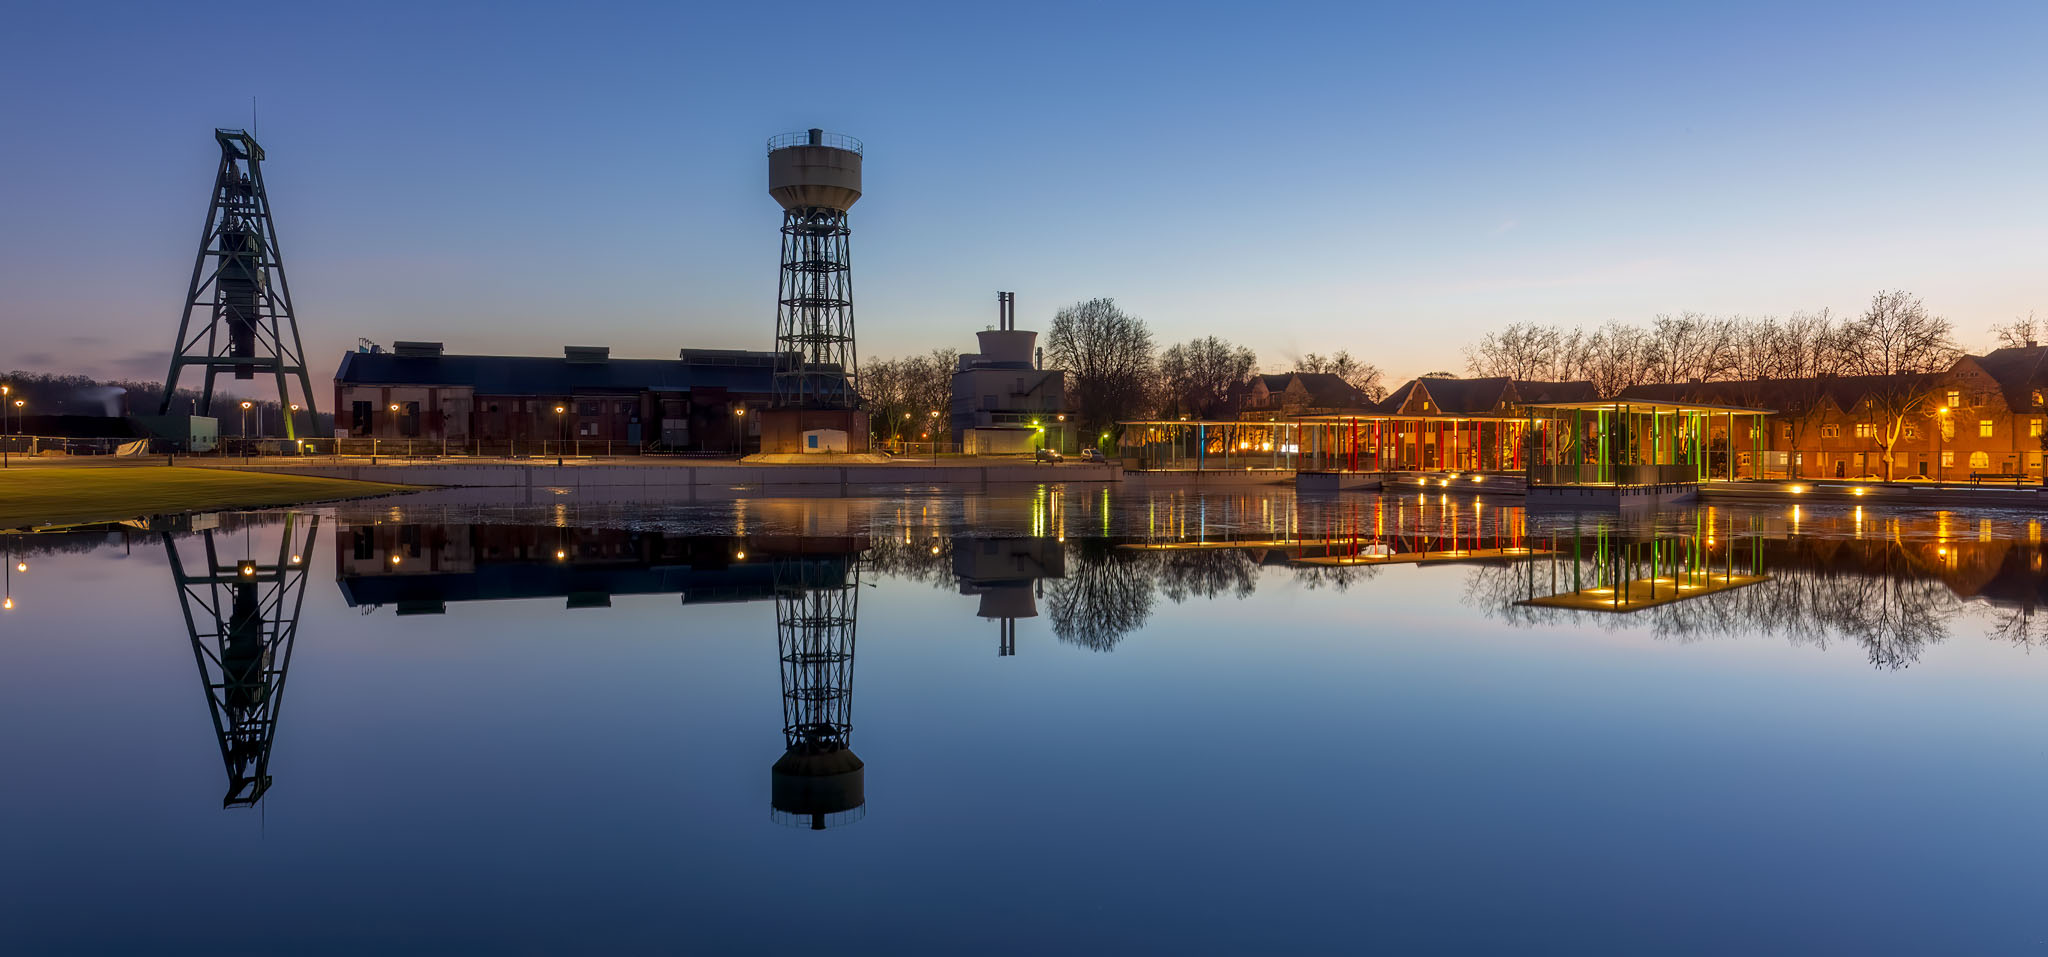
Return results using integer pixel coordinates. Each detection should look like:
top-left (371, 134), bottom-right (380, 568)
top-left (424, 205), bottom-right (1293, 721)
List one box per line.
top-left (333, 342), bottom-right (777, 452)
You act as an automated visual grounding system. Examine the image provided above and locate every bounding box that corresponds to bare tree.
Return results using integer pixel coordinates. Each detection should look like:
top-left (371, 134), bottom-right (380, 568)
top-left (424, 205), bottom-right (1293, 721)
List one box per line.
top-left (1045, 298), bottom-right (1156, 437)
top-left (1990, 311), bottom-right (2042, 350)
top-left (1582, 320), bottom-right (1657, 397)
top-left (1838, 290), bottom-right (1959, 480)
top-left (1044, 542), bottom-right (1156, 652)
top-left (1298, 350), bottom-right (1385, 400)
top-left (1644, 311), bottom-right (1737, 385)
top-left (1158, 336), bottom-right (1257, 418)
top-left (1465, 322), bottom-right (1561, 380)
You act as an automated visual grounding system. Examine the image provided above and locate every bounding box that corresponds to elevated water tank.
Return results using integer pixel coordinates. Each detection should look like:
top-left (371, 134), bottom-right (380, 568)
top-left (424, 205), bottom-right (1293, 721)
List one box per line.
top-left (767, 128), bottom-right (862, 212)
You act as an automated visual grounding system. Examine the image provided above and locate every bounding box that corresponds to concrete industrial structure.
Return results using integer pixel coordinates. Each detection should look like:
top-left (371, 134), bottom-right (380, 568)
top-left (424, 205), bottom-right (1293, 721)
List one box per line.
top-left (951, 292), bottom-right (1070, 454)
top-left (333, 343), bottom-right (776, 452)
top-left (761, 129), bottom-right (870, 453)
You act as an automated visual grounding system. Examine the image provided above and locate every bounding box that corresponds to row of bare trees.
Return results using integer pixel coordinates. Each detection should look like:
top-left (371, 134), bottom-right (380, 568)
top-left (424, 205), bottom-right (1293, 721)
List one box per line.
top-left (860, 349), bottom-right (959, 445)
top-left (1465, 290), bottom-right (1987, 388)
top-left (1461, 291), bottom-right (1974, 479)
top-left (865, 298), bottom-right (1387, 445)
top-left (1043, 298), bottom-right (1384, 439)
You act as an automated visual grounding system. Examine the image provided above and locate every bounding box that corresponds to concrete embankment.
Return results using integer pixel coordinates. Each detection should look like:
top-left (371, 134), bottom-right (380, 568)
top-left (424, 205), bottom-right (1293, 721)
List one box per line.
top-left (196, 459), bottom-right (1119, 489)
top-left (1699, 480), bottom-right (2046, 508)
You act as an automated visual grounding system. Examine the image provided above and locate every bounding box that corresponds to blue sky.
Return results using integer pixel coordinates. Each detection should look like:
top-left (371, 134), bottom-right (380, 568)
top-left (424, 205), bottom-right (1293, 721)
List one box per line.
top-left (2, 0), bottom-right (2043, 384)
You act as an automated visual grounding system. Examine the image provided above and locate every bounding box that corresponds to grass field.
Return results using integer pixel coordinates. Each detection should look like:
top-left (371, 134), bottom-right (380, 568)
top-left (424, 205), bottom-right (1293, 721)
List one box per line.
top-left (0, 467), bottom-right (411, 529)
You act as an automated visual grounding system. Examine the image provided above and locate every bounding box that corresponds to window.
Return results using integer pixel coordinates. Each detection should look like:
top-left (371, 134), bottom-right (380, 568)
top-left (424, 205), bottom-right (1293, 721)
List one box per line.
top-left (400, 401), bottom-right (421, 437)
top-left (1942, 451), bottom-right (1955, 467)
top-left (350, 400), bottom-right (372, 436)
top-left (1946, 390), bottom-right (1961, 408)
top-left (1904, 426), bottom-right (1919, 439)
top-left (1970, 451), bottom-right (1990, 470)
top-left (1980, 420), bottom-right (1994, 438)
top-left (1820, 425), bottom-right (1840, 438)
top-left (1781, 424), bottom-right (1793, 439)
top-left (2032, 419), bottom-right (2044, 437)
top-left (1853, 423), bottom-right (1874, 438)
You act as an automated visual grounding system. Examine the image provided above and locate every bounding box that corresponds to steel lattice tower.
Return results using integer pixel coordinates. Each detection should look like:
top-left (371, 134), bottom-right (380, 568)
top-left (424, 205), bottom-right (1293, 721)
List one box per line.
top-left (770, 553), bottom-right (866, 830)
top-left (768, 129), bottom-right (863, 410)
top-left (160, 129), bottom-right (319, 438)
top-left (163, 516), bottom-right (317, 808)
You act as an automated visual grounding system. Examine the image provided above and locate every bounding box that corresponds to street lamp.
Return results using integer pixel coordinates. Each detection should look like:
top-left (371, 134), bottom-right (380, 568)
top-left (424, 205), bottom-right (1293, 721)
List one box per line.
top-left (1937, 405), bottom-right (1951, 483)
top-left (929, 410), bottom-right (940, 463)
top-left (240, 400), bottom-right (254, 460)
top-left (555, 404), bottom-right (567, 466)
top-left (733, 406), bottom-right (745, 457)
top-left (1, 383), bottom-right (11, 468)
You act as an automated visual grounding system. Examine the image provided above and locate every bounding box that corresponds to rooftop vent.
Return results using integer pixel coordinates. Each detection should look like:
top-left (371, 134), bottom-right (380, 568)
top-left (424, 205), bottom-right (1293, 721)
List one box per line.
top-left (564, 346), bottom-right (610, 364)
top-left (393, 341), bottom-right (444, 358)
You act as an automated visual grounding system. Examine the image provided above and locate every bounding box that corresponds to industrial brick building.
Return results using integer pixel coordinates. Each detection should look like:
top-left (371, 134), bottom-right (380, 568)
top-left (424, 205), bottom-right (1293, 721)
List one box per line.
top-left (333, 342), bottom-right (776, 452)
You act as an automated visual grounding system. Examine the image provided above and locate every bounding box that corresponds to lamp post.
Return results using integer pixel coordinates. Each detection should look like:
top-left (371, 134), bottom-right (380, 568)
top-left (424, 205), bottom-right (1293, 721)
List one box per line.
top-left (240, 400), bottom-right (254, 461)
top-left (288, 403), bottom-right (300, 452)
top-left (733, 406), bottom-right (745, 457)
top-left (1937, 405), bottom-right (1950, 483)
top-left (1057, 413), bottom-right (1067, 455)
top-left (555, 404), bottom-right (567, 466)
top-left (2, 383), bottom-right (10, 468)
top-left (11, 400), bottom-right (22, 461)
top-left (929, 410), bottom-right (939, 464)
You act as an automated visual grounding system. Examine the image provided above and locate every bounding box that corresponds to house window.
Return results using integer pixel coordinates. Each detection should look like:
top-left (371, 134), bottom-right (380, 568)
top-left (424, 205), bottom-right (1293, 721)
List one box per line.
top-left (1942, 451), bottom-right (1955, 467)
top-left (1781, 424), bottom-right (1792, 439)
top-left (1979, 420), bottom-right (1994, 438)
top-left (1904, 426), bottom-right (1919, 439)
top-left (2031, 419), bottom-right (2044, 437)
top-left (1970, 451), bottom-right (1990, 470)
top-left (351, 400), bottom-right (372, 436)
top-left (1946, 390), bottom-right (1961, 408)
top-left (1820, 425), bottom-right (1840, 438)
top-left (1853, 423), bottom-right (1874, 438)
top-left (400, 401), bottom-right (421, 437)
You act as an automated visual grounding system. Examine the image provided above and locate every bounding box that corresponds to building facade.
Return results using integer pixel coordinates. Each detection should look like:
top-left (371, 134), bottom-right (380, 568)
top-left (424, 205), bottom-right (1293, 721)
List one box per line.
top-left (333, 343), bottom-right (777, 452)
top-left (950, 328), bottom-right (1069, 454)
top-left (1618, 344), bottom-right (2048, 479)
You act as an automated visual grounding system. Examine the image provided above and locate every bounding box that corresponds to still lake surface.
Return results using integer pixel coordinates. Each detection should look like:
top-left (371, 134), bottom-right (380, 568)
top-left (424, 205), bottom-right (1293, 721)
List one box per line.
top-left (2, 485), bottom-right (2046, 953)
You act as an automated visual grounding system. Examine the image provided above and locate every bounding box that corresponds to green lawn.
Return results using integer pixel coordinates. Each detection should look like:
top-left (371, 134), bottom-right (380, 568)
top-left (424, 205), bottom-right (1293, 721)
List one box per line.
top-left (0, 467), bottom-right (411, 529)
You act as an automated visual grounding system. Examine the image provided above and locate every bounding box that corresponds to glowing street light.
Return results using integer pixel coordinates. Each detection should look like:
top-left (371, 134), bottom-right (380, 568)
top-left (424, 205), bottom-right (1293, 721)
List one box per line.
top-left (554, 404), bottom-right (567, 466)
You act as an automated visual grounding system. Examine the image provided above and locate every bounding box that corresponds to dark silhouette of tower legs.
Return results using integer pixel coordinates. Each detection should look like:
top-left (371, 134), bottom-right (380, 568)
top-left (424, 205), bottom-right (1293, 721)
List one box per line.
top-left (770, 553), bottom-right (865, 830)
top-left (160, 129), bottom-right (319, 439)
top-left (163, 516), bottom-right (317, 807)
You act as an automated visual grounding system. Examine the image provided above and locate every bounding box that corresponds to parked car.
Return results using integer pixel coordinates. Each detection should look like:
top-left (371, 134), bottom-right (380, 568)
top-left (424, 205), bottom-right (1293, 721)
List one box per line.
top-left (1034, 448), bottom-right (1064, 464)
top-left (1080, 448), bottom-right (1106, 464)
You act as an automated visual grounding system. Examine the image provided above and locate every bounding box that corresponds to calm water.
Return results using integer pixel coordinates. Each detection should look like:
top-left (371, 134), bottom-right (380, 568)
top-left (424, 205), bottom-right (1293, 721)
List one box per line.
top-left (3, 486), bottom-right (2046, 954)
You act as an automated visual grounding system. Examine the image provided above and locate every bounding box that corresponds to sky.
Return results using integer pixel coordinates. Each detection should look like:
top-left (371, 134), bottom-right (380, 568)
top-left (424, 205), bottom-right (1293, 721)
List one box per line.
top-left (1, 0), bottom-right (2043, 386)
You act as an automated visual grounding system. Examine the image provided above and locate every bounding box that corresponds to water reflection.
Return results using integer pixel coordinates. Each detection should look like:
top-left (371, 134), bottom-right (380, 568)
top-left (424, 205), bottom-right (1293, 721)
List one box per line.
top-left (161, 515), bottom-right (316, 806)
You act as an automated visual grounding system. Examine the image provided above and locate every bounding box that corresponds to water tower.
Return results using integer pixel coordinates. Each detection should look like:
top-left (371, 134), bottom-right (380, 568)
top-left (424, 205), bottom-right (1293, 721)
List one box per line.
top-left (769, 552), bottom-right (866, 830)
top-left (760, 129), bottom-right (871, 453)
